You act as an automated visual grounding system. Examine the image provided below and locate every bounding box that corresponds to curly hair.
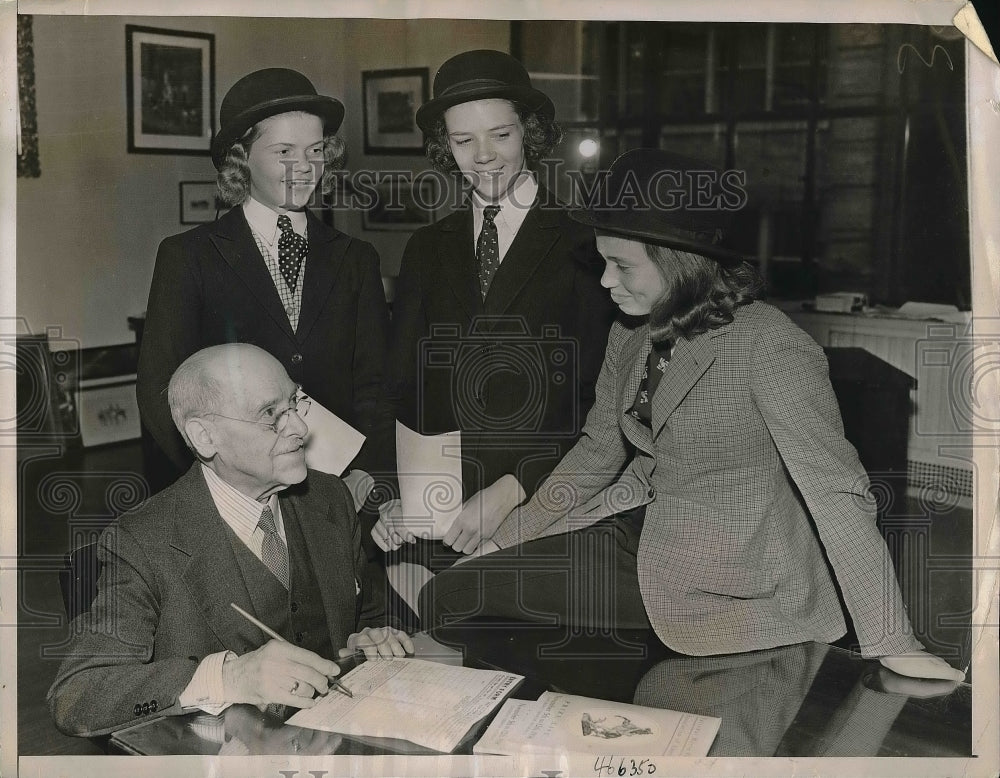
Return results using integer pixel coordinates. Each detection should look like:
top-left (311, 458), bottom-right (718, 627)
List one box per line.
top-left (216, 112), bottom-right (347, 207)
top-left (640, 243), bottom-right (764, 344)
top-left (424, 100), bottom-right (563, 174)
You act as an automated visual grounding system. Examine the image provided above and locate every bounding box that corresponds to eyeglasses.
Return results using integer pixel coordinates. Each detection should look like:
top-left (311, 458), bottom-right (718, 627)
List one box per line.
top-left (206, 394), bottom-right (312, 435)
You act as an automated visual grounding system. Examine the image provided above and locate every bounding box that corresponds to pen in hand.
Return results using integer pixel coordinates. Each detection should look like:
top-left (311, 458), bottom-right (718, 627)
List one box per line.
top-left (229, 602), bottom-right (354, 699)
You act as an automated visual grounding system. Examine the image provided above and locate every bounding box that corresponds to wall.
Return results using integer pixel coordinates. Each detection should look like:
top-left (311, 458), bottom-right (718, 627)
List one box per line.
top-left (16, 15), bottom-right (508, 348)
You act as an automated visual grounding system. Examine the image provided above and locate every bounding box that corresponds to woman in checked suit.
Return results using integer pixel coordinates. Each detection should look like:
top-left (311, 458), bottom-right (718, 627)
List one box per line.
top-left (420, 148), bottom-right (964, 682)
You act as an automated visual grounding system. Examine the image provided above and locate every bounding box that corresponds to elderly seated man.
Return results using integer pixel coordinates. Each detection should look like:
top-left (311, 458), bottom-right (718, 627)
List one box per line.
top-left (48, 343), bottom-right (411, 737)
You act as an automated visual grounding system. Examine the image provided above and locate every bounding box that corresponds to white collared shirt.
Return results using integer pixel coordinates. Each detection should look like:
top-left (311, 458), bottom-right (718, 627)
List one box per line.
top-left (243, 197), bottom-right (307, 331)
top-left (471, 171), bottom-right (538, 264)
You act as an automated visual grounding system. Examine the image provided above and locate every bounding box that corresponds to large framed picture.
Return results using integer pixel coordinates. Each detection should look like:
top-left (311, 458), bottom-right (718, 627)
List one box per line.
top-left (179, 181), bottom-right (222, 223)
top-left (362, 67), bottom-right (429, 155)
top-left (362, 178), bottom-right (438, 232)
top-left (126, 25), bottom-right (215, 155)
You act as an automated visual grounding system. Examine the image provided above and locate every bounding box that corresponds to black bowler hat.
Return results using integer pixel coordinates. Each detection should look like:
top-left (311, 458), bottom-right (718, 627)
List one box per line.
top-left (210, 68), bottom-right (345, 168)
top-left (415, 49), bottom-right (555, 132)
top-left (571, 148), bottom-right (746, 263)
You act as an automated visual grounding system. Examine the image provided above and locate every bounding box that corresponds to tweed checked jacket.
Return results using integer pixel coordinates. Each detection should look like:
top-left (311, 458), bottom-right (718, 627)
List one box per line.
top-left (48, 466), bottom-right (384, 737)
top-left (491, 301), bottom-right (921, 658)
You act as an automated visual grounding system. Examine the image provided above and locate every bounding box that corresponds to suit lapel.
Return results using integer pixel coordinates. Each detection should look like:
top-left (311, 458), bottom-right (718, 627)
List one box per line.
top-left (297, 210), bottom-right (347, 343)
top-left (650, 331), bottom-right (718, 439)
top-left (618, 325), bottom-right (654, 454)
top-left (482, 200), bottom-right (559, 316)
top-left (436, 208), bottom-right (481, 321)
top-left (169, 466), bottom-right (260, 652)
top-left (282, 487), bottom-right (354, 643)
top-left (209, 208), bottom-right (295, 341)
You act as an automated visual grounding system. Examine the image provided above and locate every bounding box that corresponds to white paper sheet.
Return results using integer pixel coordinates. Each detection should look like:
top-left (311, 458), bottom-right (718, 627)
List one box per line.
top-left (395, 421), bottom-right (463, 537)
top-left (286, 658), bottom-right (522, 753)
top-left (474, 692), bottom-right (721, 758)
top-left (301, 393), bottom-right (366, 476)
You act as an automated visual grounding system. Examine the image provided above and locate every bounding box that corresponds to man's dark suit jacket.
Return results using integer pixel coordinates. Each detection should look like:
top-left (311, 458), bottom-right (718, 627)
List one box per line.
top-left (137, 207), bottom-right (388, 476)
top-left (377, 189), bottom-right (615, 500)
top-left (47, 465), bottom-right (384, 737)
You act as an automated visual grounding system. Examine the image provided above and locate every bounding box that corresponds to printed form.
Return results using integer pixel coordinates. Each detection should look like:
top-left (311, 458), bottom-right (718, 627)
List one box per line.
top-left (286, 658), bottom-right (522, 753)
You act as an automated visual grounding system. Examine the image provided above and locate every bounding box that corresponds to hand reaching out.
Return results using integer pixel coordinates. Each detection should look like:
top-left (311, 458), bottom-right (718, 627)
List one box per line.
top-left (221, 640), bottom-right (341, 708)
top-left (342, 626), bottom-right (414, 661)
top-left (443, 475), bottom-right (525, 555)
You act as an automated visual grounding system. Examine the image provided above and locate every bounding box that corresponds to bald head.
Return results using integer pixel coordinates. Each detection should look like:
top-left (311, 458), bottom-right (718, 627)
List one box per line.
top-left (168, 343), bottom-right (286, 444)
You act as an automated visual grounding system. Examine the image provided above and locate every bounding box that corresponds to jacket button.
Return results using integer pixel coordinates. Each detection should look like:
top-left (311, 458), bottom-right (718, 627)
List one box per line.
top-left (295, 632), bottom-right (304, 643)
top-left (290, 602), bottom-right (299, 613)
top-left (291, 353), bottom-right (303, 364)
top-left (134, 704), bottom-right (142, 716)
top-left (150, 699), bottom-right (158, 712)
top-left (647, 487), bottom-right (655, 498)
top-left (142, 702), bottom-right (150, 715)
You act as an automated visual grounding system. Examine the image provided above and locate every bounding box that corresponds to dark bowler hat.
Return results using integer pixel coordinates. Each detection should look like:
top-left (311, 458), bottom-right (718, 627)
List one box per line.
top-left (210, 68), bottom-right (345, 168)
top-left (415, 49), bottom-right (555, 132)
top-left (571, 148), bottom-right (746, 263)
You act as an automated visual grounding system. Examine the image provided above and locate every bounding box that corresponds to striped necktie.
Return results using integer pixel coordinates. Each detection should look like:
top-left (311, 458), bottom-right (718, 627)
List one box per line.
top-left (257, 505), bottom-right (289, 589)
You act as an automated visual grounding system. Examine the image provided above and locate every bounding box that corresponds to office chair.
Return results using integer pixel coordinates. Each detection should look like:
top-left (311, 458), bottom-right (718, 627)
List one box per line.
top-left (58, 542), bottom-right (102, 622)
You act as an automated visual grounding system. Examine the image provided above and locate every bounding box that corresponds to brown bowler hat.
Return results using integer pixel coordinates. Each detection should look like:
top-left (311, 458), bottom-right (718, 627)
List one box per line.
top-left (211, 68), bottom-right (344, 168)
top-left (570, 148), bottom-right (747, 263)
top-left (415, 49), bottom-right (554, 132)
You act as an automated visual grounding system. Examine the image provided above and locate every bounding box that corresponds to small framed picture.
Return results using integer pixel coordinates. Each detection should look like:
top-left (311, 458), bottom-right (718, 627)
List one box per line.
top-left (126, 25), bottom-right (215, 155)
top-left (362, 68), bottom-right (429, 155)
top-left (76, 377), bottom-right (141, 448)
top-left (362, 178), bottom-right (438, 232)
top-left (179, 181), bottom-right (222, 224)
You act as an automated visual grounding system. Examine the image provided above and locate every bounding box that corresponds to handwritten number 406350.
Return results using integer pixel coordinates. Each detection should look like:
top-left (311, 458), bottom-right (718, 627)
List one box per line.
top-left (593, 756), bottom-right (657, 776)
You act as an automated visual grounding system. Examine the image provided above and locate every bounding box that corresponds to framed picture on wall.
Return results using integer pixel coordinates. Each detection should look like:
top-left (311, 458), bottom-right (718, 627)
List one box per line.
top-left (362, 178), bottom-right (438, 232)
top-left (362, 67), bottom-right (429, 155)
top-left (126, 25), bottom-right (215, 154)
top-left (179, 181), bottom-right (222, 223)
top-left (75, 377), bottom-right (142, 448)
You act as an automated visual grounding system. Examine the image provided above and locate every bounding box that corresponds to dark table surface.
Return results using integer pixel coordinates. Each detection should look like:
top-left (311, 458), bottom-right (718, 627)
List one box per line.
top-left (110, 622), bottom-right (971, 758)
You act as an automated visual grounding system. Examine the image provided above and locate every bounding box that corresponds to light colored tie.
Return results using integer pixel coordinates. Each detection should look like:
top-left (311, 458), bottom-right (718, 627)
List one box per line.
top-left (477, 205), bottom-right (502, 298)
top-left (276, 214), bottom-right (307, 292)
top-left (258, 505), bottom-right (289, 589)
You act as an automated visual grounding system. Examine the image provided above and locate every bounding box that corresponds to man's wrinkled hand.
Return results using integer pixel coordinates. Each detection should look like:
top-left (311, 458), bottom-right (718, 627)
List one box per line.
top-left (221, 640), bottom-right (341, 708)
top-left (342, 627), bottom-right (414, 660)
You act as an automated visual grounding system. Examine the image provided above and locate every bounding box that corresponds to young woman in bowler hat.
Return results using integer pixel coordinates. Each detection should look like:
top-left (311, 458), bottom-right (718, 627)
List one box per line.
top-left (419, 148), bottom-right (966, 682)
top-left (137, 68), bottom-right (388, 496)
top-left (371, 50), bottom-right (616, 580)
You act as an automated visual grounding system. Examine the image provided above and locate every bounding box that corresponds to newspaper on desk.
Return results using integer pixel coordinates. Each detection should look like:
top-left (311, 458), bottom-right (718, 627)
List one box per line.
top-left (474, 691), bottom-right (721, 758)
top-left (286, 658), bottom-right (522, 753)
top-left (395, 421), bottom-right (464, 538)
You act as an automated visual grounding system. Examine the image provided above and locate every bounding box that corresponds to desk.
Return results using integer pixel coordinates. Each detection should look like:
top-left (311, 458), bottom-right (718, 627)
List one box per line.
top-left (109, 624), bottom-right (970, 758)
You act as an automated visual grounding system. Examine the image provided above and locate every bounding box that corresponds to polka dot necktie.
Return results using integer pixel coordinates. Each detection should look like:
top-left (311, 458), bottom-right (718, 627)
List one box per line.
top-left (258, 505), bottom-right (289, 589)
top-left (477, 205), bottom-right (502, 299)
top-left (276, 214), bottom-right (307, 292)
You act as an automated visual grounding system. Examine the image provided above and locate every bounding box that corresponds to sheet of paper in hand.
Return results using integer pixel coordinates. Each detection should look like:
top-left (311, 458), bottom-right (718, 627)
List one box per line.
top-left (474, 691), bottom-right (721, 758)
top-left (395, 421), bottom-right (463, 537)
top-left (301, 393), bottom-right (366, 476)
top-left (285, 658), bottom-right (522, 753)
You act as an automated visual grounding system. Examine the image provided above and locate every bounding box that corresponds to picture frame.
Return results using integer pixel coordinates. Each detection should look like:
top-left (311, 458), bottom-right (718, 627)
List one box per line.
top-left (75, 376), bottom-right (142, 448)
top-left (362, 67), bottom-right (429, 155)
top-left (179, 181), bottom-right (222, 224)
top-left (362, 178), bottom-right (438, 232)
top-left (126, 25), bottom-right (215, 155)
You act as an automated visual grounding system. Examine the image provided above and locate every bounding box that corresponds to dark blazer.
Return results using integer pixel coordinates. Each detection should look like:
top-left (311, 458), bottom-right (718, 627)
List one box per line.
top-left (137, 207), bottom-right (388, 474)
top-left (377, 190), bottom-right (616, 499)
top-left (493, 302), bottom-right (922, 658)
top-left (47, 466), bottom-right (384, 737)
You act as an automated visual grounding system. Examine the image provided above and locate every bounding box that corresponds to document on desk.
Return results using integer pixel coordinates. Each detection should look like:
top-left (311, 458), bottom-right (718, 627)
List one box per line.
top-left (396, 421), bottom-right (463, 538)
top-left (474, 692), bottom-right (720, 757)
top-left (286, 658), bottom-right (522, 753)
